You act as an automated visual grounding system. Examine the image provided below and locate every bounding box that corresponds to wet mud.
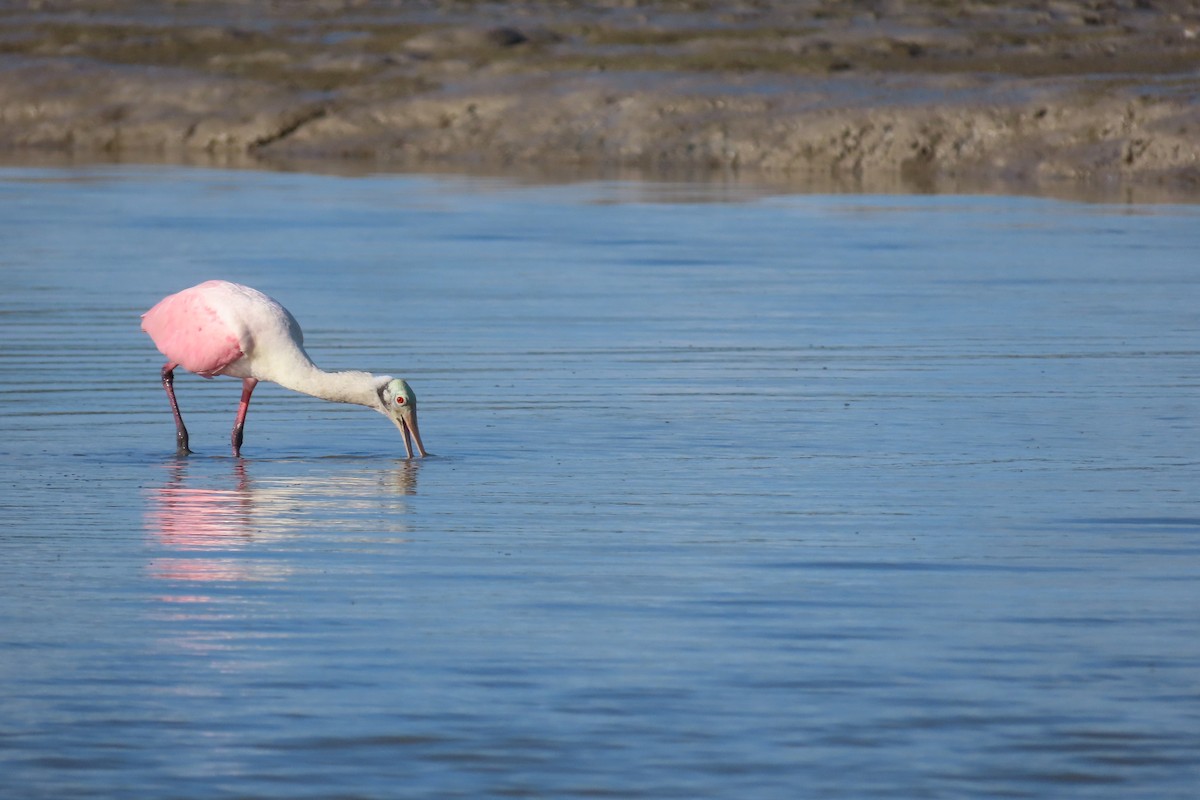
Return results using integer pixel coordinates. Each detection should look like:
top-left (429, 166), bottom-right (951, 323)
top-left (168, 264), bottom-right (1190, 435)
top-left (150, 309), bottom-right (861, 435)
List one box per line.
top-left (1, 1), bottom-right (1198, 195)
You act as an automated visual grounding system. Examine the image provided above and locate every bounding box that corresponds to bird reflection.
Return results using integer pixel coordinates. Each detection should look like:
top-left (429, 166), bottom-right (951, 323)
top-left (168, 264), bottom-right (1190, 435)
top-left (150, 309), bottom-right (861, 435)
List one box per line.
top-left (145, 458), bottom-right (421, 589)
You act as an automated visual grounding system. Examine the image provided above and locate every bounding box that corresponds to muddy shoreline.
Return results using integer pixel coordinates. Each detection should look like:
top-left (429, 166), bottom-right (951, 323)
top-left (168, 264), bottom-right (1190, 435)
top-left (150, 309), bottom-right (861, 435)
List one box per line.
top-left (2, 1), bottom-right (1198, 197)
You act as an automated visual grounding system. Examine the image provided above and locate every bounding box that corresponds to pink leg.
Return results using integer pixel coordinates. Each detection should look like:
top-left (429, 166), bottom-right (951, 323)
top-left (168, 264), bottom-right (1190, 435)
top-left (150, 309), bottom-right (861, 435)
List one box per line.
top-left (232, 378), bottom-right (258, 457)
top-left (161, 364), bottom-right (191, 455)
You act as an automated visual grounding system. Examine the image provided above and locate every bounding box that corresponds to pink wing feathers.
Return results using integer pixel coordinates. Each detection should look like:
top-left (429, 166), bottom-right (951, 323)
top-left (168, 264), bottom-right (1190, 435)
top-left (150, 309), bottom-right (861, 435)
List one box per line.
top-left (141, 282), bottom-right (246, 378)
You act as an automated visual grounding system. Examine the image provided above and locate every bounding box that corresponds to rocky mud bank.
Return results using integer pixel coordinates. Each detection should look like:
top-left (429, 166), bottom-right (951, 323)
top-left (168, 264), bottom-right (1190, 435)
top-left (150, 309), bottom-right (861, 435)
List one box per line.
top-left (1, 1), bottom-right (1198, 196)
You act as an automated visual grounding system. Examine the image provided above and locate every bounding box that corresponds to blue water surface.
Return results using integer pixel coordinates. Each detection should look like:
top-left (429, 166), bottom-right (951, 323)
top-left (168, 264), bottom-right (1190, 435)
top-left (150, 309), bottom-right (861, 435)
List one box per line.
top-left (0, 167), bottom-right (1198, 799)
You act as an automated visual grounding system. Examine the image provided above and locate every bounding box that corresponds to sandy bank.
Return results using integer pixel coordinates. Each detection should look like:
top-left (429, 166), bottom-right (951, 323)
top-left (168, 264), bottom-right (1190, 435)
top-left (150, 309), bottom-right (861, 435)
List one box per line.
top-left (1, 1), bottom-right (1197, 196)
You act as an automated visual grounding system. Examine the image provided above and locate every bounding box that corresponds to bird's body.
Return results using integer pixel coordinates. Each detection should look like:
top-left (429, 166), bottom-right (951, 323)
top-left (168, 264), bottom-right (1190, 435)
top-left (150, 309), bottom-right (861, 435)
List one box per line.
top-left (142, 280), bottom-right (426, 457)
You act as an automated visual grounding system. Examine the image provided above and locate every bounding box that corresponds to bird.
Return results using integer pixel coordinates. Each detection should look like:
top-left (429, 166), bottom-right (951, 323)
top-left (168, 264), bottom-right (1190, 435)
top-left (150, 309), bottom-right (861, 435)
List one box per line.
top-left (141, 280), bottom-right (427, 458)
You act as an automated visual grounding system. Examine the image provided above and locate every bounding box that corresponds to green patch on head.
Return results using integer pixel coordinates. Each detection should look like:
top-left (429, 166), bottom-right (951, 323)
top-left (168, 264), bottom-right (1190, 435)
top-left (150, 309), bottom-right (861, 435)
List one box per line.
top-left (383, 378), bottom-right (417, 410)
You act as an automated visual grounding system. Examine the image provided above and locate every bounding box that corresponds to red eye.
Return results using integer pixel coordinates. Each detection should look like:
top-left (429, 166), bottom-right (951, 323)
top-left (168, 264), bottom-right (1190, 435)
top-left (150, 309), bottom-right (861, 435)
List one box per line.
top-left (394, 396), bottom-right (406, 405)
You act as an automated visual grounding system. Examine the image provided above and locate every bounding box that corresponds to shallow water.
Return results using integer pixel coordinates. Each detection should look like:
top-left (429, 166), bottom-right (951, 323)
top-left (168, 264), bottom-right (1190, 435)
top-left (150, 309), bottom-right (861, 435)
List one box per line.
top-left (1, 167), bottom-right (1198, 798)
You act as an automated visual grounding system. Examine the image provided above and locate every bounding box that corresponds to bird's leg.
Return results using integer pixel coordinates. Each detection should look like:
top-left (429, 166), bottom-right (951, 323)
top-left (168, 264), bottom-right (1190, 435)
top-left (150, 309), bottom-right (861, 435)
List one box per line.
top-left (161, 364), bottom-right (191, 455)
top-left (231, 378), bottom-right (258, 457)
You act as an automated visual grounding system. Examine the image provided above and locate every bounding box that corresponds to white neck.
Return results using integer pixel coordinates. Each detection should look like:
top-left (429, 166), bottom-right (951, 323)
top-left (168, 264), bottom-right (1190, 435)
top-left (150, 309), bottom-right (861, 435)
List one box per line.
top-left (275, 364), bottom-right (383, 409)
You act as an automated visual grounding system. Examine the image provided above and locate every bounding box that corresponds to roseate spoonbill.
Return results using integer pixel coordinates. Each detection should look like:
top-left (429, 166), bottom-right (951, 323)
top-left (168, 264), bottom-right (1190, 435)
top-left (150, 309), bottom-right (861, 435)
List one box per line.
top-left (141, 280), bottom-right (427, 458)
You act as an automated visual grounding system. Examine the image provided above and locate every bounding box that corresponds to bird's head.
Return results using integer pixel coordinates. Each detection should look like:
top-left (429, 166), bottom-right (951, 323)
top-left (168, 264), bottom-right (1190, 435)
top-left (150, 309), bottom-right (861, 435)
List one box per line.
top-left (379, 378), bottom-right (427, 458)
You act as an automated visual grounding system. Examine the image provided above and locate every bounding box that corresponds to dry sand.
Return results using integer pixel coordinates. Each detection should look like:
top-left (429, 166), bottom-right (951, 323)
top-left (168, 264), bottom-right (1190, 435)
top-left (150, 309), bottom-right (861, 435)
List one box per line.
top-left (1, 0), bottom-right (1198, 197)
